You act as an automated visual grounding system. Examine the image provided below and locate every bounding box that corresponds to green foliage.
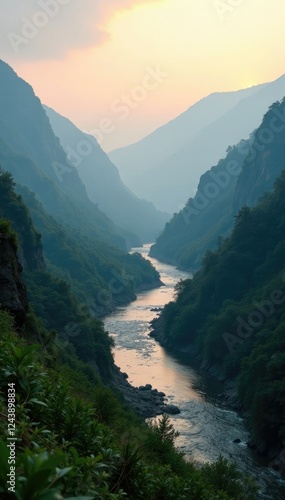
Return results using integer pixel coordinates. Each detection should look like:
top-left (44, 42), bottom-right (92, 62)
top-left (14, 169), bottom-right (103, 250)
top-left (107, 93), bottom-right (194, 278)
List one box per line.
top-left (0, 169), bottom-right (160, 382)
top-left (18, 182), bottom-right (159, 316)
top-left (0, 167), bottom-right (41, 264)
top-left (144, 415), bottom-right (188, 477)
top-left (156, 169), bottom-right (285, 452)
top-left (201, 456), bottom-right (258, 499)
top-left (149, 413), bottom-right (179, 445)
top-left (0, 313), bottom-right (257, 499)
top-left (0, 310), bottom-right (15, 334)
top-left (0, 217), bottom-right (18, 250)
top-left (234, 205), bottom-right (251, 226)
top-left (0, 171), bottom-right (160, 316)
top-left (150, 141), bottom-right (247, 269)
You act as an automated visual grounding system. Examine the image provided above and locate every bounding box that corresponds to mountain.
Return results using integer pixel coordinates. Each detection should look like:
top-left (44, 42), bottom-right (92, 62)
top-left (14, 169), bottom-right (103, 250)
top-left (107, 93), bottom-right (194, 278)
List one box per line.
top-left (150, 98), bottom-right (285, 269)
top-left (151, 169), bottom-right (285, 459)
top-left (0, 60), bottom-right (162, 314)
top-left (109, 85), bottom-right (263, 185)
top-left (0, 59), bottom-right (134, 250)
top-left (110, 75), bottom-right (285, 213)
top-left (44, 106), bottom-right (169, 243)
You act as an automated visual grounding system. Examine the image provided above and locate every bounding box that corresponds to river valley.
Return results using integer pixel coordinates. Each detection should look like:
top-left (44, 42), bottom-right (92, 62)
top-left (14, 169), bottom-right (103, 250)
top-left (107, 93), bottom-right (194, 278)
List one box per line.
top-left (104, 245), bottom-right (285, 499)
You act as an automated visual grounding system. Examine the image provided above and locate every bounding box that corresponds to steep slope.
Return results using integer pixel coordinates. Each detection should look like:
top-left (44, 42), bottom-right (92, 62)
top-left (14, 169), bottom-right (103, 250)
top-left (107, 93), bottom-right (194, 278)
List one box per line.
top-left (109, 85), bottom-right (263, 187)
top-left (150, 141), bottom-right (247, 268)
top-left (234, 98), bottom-right (285, 210)
top-left (0, 168), bottom-right (162, 317)
top-left (0, 136), bottom-right (131, 249)
top-left (0, 172), bottom-right (119, 377)
top-left (151, 98), bottom-right (285, 269)
top-left (44, 106), bottom-right (170, 243)
top-left (0, 168), bottom-right (45, 272)
top-left (0, 59), bottom-right (133, 250)
top-left (152, 171), bottom-right (285, 457)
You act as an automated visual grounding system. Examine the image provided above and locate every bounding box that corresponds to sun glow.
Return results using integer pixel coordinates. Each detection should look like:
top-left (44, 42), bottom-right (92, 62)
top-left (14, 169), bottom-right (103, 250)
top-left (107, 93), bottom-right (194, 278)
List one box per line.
top-left (9, 0), bottom-right (285, 150)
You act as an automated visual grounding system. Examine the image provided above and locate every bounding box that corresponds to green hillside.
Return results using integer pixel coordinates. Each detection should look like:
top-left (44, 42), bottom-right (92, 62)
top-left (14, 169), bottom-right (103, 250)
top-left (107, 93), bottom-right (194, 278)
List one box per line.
top-left (153, 171), bottom-right (285, 453)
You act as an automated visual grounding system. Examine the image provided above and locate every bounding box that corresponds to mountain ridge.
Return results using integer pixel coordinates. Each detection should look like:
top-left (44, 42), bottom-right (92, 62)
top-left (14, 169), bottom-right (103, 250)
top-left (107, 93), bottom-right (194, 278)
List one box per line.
top-left (109, 75), bottom-right (285, 212)
top-left (150, 98), bottom-right (285, 269)
top-left (44, 104), bottom-right (170, 243)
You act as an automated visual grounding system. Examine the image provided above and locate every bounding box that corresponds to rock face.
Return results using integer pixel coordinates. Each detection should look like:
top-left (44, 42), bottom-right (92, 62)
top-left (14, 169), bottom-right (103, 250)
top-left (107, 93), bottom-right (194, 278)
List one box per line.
top-left (12, 229), bottom-right (46, 273)
top-left (0, 234), bottom-right (28, 326)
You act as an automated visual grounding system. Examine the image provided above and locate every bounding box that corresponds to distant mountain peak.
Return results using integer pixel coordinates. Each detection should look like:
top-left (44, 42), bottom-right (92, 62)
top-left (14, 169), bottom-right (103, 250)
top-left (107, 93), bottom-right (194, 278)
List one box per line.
top-left (109, 74), bottom-right (285, 212)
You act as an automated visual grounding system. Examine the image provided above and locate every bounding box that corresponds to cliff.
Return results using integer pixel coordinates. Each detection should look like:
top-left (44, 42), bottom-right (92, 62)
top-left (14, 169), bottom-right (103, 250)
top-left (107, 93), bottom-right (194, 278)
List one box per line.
top-left (0, 231), bottom-right (28, 327)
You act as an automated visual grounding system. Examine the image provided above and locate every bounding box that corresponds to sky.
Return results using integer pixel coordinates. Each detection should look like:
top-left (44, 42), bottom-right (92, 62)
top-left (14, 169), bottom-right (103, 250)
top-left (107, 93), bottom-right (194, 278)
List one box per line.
top-left (1, 0), bottom-right (285, 151)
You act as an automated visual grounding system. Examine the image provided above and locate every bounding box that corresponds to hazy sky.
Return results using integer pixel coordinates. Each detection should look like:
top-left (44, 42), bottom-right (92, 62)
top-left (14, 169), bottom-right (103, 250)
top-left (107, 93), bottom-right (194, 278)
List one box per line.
top-left (1, 0), bottom-right (285, 151)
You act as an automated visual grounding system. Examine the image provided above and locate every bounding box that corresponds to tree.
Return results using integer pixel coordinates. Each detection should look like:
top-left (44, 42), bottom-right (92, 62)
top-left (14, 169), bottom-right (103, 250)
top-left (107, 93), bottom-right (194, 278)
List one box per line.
top-left (0, 167), bottom-right (15, 194)
top-left (149, 414), bottom-right (179, 445)
top-left (234, 205), bottom-right (251, 226)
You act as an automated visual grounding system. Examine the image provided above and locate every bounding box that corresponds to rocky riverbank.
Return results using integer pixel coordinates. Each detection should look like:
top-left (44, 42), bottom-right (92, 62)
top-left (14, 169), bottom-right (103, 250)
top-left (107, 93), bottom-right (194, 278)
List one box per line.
top-left (111, 365), bottom-right (180, 419)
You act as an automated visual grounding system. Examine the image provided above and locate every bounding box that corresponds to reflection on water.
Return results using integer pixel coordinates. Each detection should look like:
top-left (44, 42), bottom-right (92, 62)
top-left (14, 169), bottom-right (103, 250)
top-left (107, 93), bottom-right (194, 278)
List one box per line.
top-left (104, 245), bottom-right (285, 499)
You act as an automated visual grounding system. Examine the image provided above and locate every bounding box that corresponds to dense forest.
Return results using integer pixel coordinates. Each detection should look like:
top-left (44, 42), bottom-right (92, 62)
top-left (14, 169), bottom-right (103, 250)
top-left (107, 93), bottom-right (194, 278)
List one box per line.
top-left (152, 170), bottom-right (285, 456)
top-left (0, 177), bottom-right (258, 498)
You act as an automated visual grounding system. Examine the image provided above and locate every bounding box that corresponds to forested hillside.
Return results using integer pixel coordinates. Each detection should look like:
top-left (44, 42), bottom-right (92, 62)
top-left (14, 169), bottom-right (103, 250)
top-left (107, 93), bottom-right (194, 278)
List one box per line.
top-left (0, 169), bottom-right (161, 322)
top-left (151, 98), bottom-right (285, 270)
top-left (152, 171), bottom-right (285, 457)
top-left (150, 140), bottom-right (248, 268)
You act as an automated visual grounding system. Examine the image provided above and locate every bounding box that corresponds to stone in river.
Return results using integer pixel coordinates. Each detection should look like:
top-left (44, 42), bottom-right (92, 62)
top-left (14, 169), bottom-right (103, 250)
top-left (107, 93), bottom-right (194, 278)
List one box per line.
top-left (163, 405), bottom-right (181, 415)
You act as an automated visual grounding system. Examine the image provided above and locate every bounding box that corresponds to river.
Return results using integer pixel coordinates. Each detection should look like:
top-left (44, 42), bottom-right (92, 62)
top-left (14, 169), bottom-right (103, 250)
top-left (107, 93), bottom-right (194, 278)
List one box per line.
top-left (104, 244), bottom-right (285, 499)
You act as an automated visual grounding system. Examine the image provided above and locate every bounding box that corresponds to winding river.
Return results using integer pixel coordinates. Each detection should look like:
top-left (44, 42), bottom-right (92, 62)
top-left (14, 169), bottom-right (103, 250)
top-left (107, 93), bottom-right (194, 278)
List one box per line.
top-left (104, 245), bottom-right (285, 499)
